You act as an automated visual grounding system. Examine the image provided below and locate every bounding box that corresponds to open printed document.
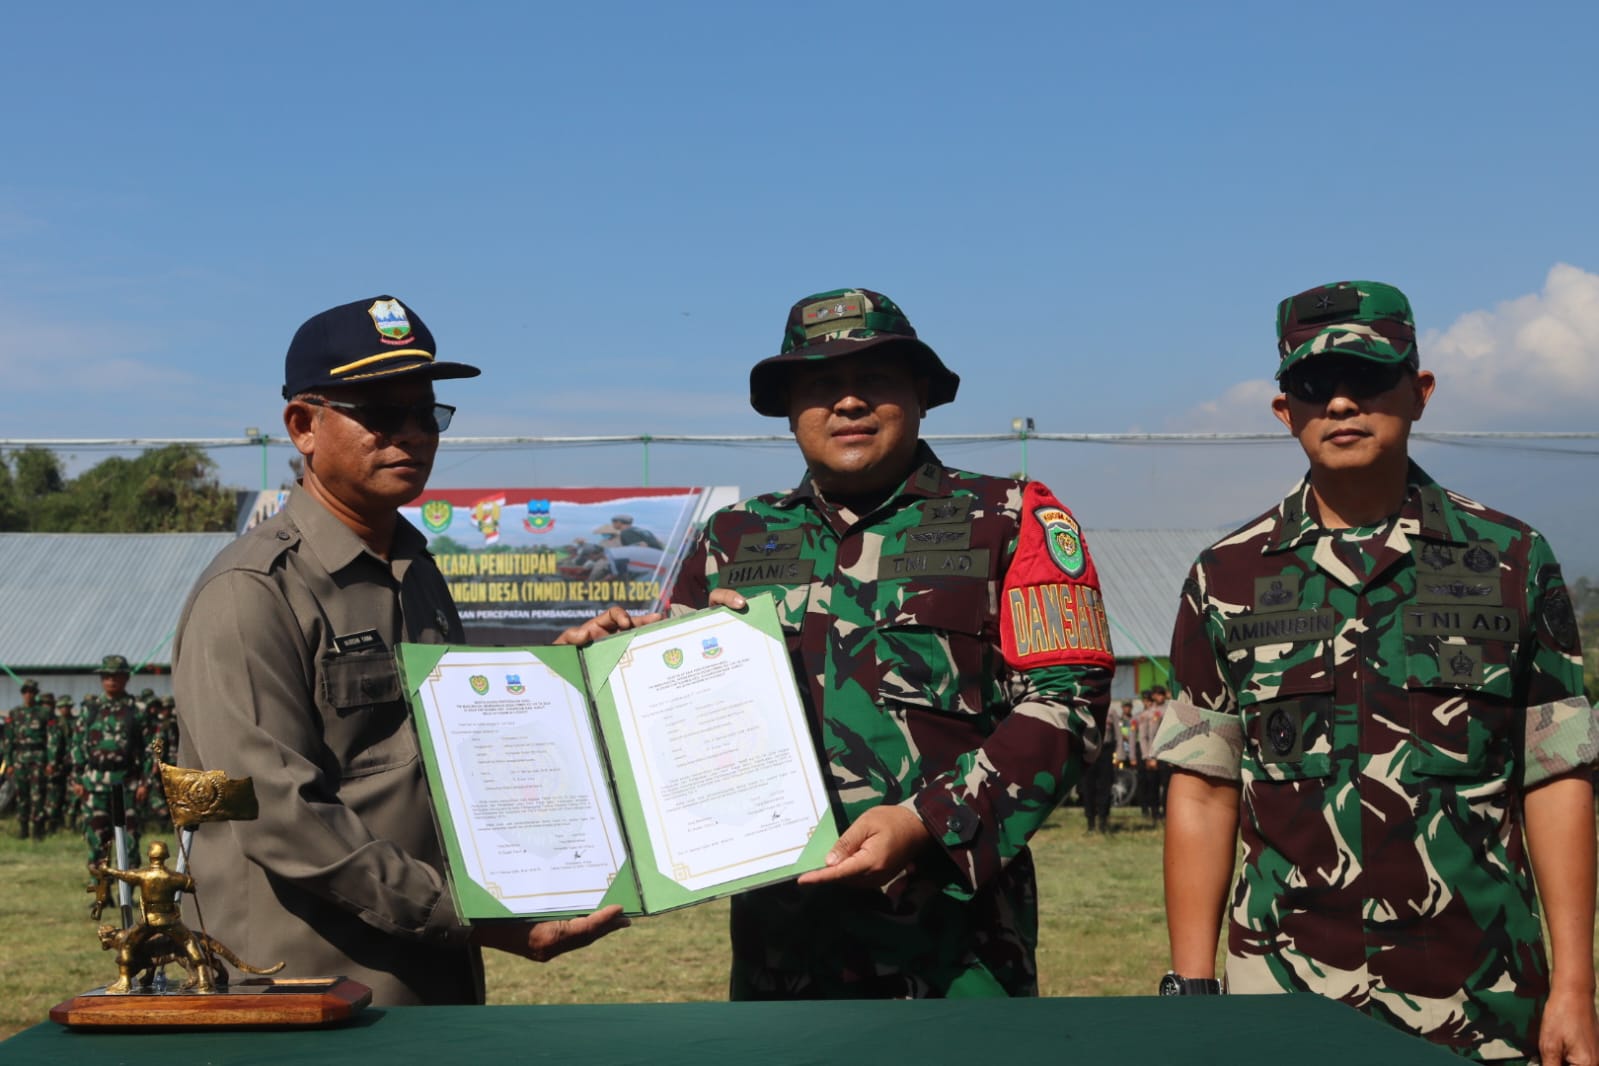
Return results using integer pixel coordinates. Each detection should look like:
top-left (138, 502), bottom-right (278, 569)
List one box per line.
top-left (397, 594), bottom-right (838, 918)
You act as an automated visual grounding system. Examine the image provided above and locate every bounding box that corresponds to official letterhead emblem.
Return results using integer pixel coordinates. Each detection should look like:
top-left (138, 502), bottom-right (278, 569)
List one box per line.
top-left (421, 500), bottom-right (453, 533)
top-left (368, 299), bottom-right (413, 343)
top-left (469, 674), bottom-right (490, 695)
top-left (701, 637), bottom-right (722, 659)
top-left (505, 674), bottom-right (525, 695)
top-left (663, 648), bottom-right (684, 670)
top-left (523, 499), bottom-right (554, 533)
top-left (1034, 507), bottom-right (1086, 578)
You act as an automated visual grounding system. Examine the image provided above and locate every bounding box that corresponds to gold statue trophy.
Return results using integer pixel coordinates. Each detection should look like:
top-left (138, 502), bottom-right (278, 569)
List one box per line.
top-left (50, 745), bottom-right (371, 1028)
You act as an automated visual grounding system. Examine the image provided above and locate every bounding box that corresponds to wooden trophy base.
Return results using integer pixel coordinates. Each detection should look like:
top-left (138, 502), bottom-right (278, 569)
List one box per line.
top-left (50, 977), bottom-right (372, 1029)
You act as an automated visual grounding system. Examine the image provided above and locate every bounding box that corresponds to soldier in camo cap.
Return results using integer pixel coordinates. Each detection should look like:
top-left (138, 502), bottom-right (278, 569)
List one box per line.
top-left (71, 654), bottom-right (150, 866)
top-left (2, 680), bottom-right (64, 840)
top-left (1154, 281), bottom-right (1599, 1062)
top-left (670, 287), bottom-right (1114, 998)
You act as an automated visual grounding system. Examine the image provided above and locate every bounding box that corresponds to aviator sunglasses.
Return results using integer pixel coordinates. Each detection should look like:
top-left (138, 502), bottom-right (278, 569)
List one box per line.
top-left (300, 395), bottom-right (456, 434)
top-left (1281, 360), bottom-right (1408, 405)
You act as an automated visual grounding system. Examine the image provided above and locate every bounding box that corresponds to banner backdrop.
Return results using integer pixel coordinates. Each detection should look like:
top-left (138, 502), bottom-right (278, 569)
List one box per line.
top-left (399, 487), bottom-right (738, 645)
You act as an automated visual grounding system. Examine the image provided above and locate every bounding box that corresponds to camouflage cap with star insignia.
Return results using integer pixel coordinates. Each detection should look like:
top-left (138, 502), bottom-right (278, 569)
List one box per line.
top-left (1275, 280), bottom-right (1419, 379)
top-left (748, 288), bottom-right (960, 417)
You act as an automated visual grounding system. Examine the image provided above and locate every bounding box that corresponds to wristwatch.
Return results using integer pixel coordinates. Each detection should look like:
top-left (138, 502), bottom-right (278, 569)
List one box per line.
top-left (1158, 971), bottom-right (1221, 996)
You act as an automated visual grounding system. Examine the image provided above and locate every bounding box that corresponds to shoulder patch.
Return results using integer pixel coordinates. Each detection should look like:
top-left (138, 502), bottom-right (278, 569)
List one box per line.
top-left (1001, 482), bottom-right (1112, 669)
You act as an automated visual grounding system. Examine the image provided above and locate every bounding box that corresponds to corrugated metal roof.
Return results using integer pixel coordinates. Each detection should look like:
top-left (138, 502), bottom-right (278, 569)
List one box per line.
top-left (0, 533), bottom-right (234, 671)
top-left (0, 526), bottom-right (1220, 674)
top-left (1091, 528), bottom-right (1227, 662)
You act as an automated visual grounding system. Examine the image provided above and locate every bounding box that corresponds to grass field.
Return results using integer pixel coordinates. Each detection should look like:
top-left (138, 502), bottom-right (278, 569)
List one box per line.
top-left (0, 807), bottom-right (1170, 1039)
top-left (5, 807), bottom-right (1595, 1042)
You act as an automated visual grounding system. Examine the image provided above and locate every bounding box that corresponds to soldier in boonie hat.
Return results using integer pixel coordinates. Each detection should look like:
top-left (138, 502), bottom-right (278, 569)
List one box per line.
top-left (98, 654), bottom-right (131, 676)
top-left (1274, 280), bottom-right (1418, 379)
top-left (666, 284), bottom-right (1115, 999)
top-left (20, 679), bottom-right (39, 694)
top-left (748, 288), bottom-right (959, 417)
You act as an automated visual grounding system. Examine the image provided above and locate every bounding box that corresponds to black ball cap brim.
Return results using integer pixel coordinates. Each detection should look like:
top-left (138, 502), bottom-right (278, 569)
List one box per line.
top-left (282, 296), bottom-right (482, 399)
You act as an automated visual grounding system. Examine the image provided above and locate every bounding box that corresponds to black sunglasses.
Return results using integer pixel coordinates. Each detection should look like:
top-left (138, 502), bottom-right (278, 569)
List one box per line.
top-left (1281, 361), bottom-right (1408, 405)
top-left (300, 395), bottom-right (456, 434)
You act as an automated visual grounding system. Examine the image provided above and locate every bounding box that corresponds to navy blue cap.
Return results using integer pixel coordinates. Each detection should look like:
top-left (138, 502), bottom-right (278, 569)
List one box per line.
top-left (282, 296), bottom-right (481, 400)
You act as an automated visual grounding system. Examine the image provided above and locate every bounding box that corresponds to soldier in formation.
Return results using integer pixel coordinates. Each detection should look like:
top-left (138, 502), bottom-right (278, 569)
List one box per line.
top-left (70, 654), bottom-right (150, 867)
top-left (668, 287), bottom-right (1113, 998)
top-left (2, 680), bottom-right (65, 840)
top-left (1154, 281), bottom-right (1599, 1062)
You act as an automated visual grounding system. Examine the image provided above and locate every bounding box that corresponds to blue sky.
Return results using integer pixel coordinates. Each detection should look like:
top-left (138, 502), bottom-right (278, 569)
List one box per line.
top-left (4, 2), bottom-right (1598, 570)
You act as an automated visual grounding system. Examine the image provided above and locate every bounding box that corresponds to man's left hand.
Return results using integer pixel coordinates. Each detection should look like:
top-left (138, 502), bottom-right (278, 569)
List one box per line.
top-left (1538, 983), bottom-right (1599, 1065)
top-left (134, 785), bottom-right (148, 805)
top-left (797, 805), bottom-right (934, 890)
top-left (555, 606), bottom-right (663, 647)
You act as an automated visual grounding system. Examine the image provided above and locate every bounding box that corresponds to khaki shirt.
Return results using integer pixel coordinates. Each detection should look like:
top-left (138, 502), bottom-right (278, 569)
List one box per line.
top-left (174, 488), bottom-right (482, 1006)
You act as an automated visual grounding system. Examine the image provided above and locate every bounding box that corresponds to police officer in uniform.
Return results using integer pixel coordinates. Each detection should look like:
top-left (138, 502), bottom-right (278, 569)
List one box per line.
top-left (1154, 281), bottom-right (1599, 1062)
top-left (669, 288), bottom-right (1114, 998)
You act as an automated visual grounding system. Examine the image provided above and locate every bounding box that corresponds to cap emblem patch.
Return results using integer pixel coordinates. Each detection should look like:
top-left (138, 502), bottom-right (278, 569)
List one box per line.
top-left (368, 299), bottom-right (413, 345)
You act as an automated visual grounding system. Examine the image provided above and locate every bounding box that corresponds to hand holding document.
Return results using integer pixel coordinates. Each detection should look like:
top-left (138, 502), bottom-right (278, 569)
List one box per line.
top-left (398, 594), bottom-right (839, 919)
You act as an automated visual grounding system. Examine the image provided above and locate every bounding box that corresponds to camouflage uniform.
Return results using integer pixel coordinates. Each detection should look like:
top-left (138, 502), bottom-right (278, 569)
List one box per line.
top-left (5, 684), bottom-right (65, 839)
top-left (147, 696), bottom-right (179, 823)
top-left (671, 442), bottom-right (1113, 997)
top-left (72, 676), bottom-right (149, 867)
top-left (52, 696), bottom-right (75, 832)
top-left (1156, 461), bottom-right (1597, 1059)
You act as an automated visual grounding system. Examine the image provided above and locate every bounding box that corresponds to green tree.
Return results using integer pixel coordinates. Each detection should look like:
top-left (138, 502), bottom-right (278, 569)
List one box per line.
top-left (1571, 576), bottom-right (1599, 702)
top-left (0, 445), bottom-right (240, 532)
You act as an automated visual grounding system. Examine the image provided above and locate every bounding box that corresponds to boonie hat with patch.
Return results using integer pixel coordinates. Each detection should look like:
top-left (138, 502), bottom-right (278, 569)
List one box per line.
top-left (748, 288), bottom-right (960, 417)
top-left (98, 654), bottom-right (130, 675)
top-left (282, 295), bottom-right (481, 400)
top-left (1275, 281), bottom-right (1418, 379)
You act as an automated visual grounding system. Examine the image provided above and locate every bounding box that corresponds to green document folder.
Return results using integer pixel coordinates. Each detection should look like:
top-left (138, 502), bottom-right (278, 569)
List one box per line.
top-left (397, 593), bottom-right (840, 920)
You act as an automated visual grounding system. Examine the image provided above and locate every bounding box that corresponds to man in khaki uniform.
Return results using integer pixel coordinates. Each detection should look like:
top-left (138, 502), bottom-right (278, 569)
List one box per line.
top-left (173, 295), bottom-right (630, 1006)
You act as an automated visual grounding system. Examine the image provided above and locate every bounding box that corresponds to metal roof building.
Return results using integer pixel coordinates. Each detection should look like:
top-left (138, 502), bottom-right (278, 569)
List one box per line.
top-left (1090, 528), bottom-right (1224, 698)
top-left (0, 527), bottom-right (1223, 706)
top-left (0, 532), bottom-right (233, 705)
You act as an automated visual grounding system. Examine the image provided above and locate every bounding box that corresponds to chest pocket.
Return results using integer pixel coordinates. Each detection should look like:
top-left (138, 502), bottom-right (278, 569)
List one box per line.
top-left (876, 584), bottom-right (990, 718)
top-left (319, 648), bottom-right (413, 780)
top-left (1403, 633), bottom-right (1519, 780)
top-left (1226, 609), bottom-right (1337, 783)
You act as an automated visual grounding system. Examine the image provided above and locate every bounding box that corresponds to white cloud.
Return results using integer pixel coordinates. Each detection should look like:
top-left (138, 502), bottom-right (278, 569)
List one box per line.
top-left (1174, 264), bottom-right (1599, 432)
top-left (1173, 378), bottom-right (1282, 434)
top-left (0, 306), bottom-right (189, 395)
top-left (1422, 262), bottom-right (1599, 423)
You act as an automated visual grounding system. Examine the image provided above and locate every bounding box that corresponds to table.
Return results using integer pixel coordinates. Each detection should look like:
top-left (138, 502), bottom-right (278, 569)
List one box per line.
top-left (0, 993), bottom-right (1465, 1064)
